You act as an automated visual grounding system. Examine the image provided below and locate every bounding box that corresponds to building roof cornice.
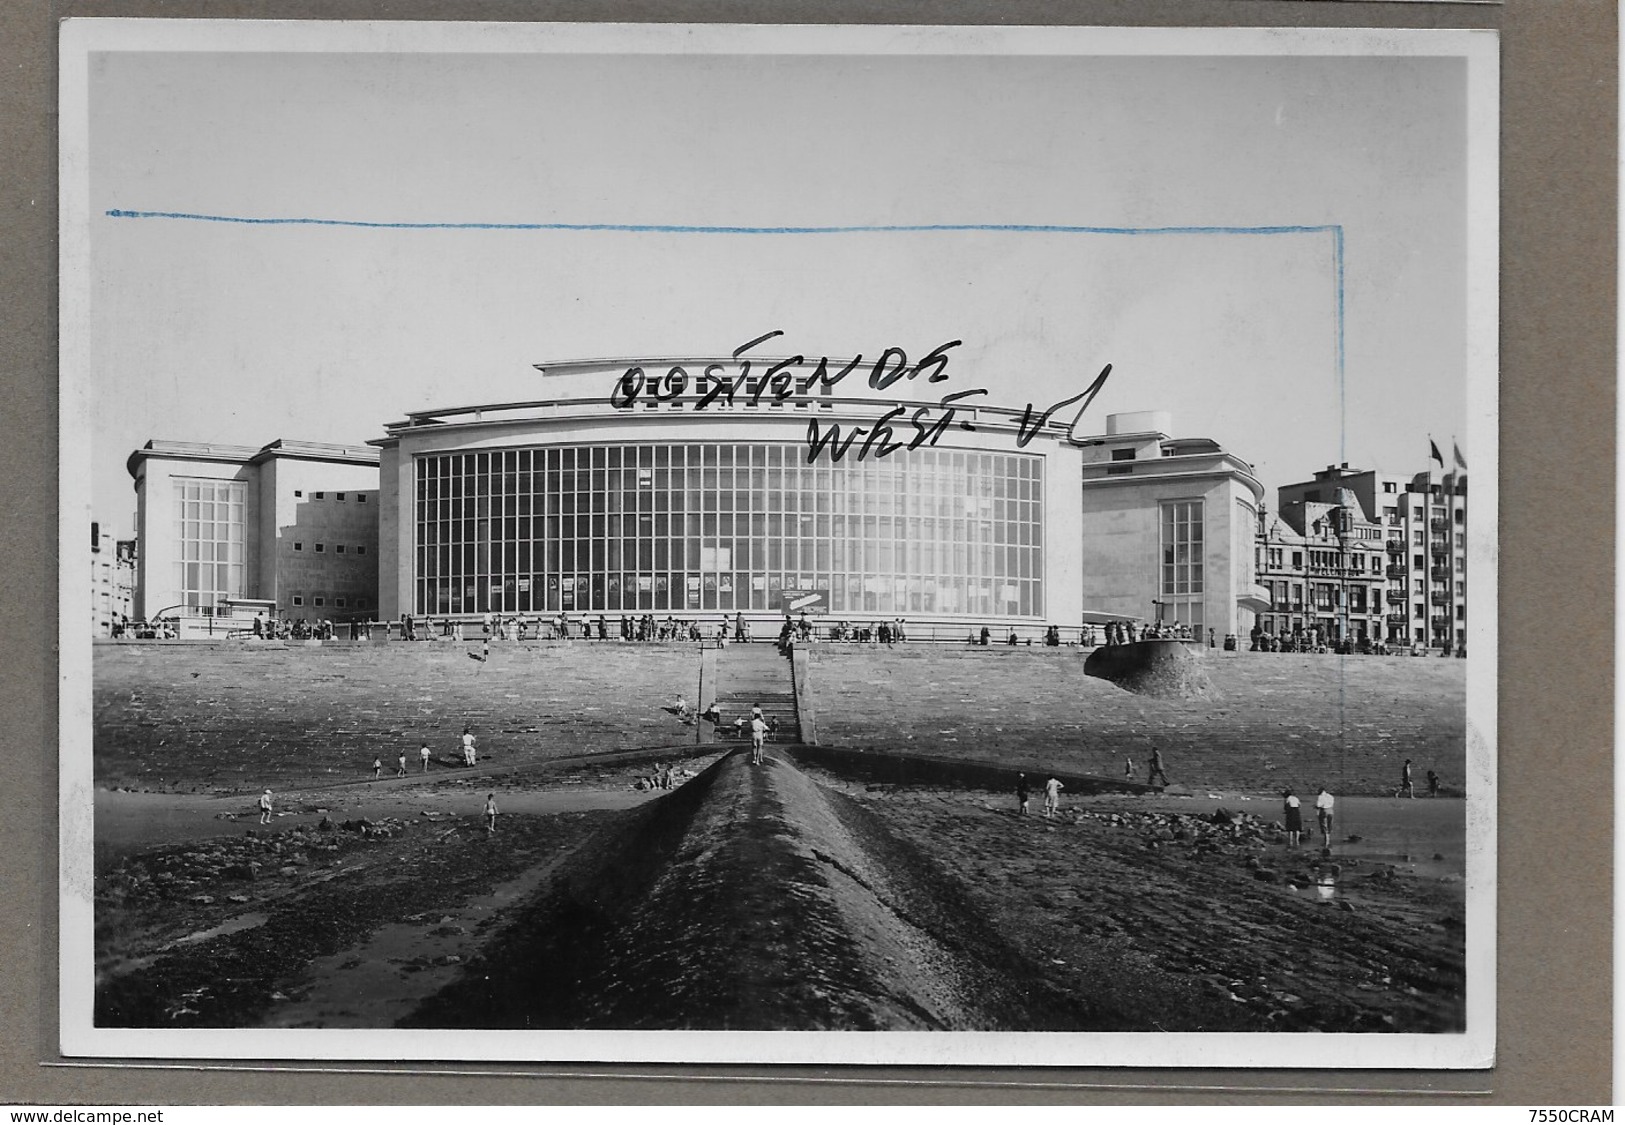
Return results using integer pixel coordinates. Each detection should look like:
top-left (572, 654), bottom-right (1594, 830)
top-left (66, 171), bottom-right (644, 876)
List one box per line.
top-left (373, 391), bottom-right (1077, 448)
top-left (128, 438), bottom-right (379, 479)
top-left (1080, 457), bottom-right (1266, 504)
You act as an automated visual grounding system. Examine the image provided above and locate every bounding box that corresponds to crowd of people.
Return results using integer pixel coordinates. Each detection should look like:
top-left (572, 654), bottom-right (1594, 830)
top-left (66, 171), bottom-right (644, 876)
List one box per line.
top-left (109, 615), bottom-right (177, 639)
top-left (1248, 622), bottom-right (1463, 658)
top-left (248, 615), bottom-right (348, 641)
top-left (126, 602), bottom-right (1467, 667)
top-left (385, 610), bottom-right (755, 645)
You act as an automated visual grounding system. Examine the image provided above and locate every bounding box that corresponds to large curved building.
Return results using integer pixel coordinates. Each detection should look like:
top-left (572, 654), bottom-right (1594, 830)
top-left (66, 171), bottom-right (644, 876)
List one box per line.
top-left (372, 357), bottom-right (1087, 633)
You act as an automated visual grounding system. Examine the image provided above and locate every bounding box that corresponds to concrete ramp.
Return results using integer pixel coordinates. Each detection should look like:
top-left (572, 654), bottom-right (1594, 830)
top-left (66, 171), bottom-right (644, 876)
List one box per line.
top-left (404, 751), bottom-right (1074, 1031)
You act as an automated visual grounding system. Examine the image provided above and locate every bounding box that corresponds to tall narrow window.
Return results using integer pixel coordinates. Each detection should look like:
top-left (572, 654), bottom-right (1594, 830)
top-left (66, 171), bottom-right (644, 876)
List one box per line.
top-left (1159, 499), bottom-right (1205, 634)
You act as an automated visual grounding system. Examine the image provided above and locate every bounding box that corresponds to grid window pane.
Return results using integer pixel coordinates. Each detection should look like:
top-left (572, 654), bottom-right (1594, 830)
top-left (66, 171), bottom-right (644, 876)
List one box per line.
top-left (172, 479), bottom-right (247, 608)
top-left (413, 443), bottom-right (1044, 619)
top-left (1158, 498), bottom-right (1205, 635)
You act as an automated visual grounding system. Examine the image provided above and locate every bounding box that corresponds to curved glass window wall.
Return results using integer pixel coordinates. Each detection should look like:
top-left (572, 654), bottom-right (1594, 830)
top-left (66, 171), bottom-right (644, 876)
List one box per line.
top-left (413, 443), bottom-right (1043, 619)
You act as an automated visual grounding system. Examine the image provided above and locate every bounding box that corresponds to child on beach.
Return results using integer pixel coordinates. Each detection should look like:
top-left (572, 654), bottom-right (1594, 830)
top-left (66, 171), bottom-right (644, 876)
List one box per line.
top-left (258, 789), bottom-right (273, 825)
top-left (484, 793), bottom-right (498, 834)
top-left (372, 757), bottom-right (382, 780)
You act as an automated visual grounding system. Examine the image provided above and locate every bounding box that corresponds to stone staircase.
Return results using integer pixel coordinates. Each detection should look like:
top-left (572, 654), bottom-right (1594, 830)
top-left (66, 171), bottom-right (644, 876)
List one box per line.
top-left (714, 644), bottom-right (800, 744)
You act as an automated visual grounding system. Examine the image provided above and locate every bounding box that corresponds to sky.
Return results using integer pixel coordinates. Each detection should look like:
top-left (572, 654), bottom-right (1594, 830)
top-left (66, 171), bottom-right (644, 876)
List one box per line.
top-left (79, 30), bottom-right (1481, 537)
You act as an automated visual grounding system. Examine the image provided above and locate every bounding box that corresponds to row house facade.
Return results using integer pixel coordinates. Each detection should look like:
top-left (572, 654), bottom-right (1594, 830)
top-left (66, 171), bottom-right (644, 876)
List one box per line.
top-left (1260, 461), bottom-right (1468, 653)
top-left (1255, 490), bottom-right (1389, 647)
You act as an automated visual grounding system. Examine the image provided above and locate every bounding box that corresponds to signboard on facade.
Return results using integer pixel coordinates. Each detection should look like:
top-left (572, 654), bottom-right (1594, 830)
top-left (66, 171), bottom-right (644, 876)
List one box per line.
top-left (777, 588), bottom-right (830, 614)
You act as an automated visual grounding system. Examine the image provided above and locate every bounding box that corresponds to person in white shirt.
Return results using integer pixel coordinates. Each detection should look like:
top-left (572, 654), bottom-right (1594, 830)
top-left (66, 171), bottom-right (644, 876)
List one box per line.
top-left (462, 726), bottom-right (478, 767)
top-left (1315, 788), bottom-right (1335, 845)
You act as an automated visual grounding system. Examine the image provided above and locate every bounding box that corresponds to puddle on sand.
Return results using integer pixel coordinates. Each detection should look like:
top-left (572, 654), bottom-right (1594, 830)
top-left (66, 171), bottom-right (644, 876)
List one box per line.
top-left (161, 912), bottom-right (270, 950)
top-left (100, 911), bottom-right (271, 981)
top-left (1312, 867), bottom-right (1340, 901)
top-left (262, 852), bottom-right (569, 1029)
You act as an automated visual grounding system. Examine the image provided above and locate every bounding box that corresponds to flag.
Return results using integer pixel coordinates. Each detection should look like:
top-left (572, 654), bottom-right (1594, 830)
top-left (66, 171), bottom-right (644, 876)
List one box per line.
top-left (1429, 439), bottom-right (1444, 467)
top-left (1453, 441), bottom-right (1467, 470)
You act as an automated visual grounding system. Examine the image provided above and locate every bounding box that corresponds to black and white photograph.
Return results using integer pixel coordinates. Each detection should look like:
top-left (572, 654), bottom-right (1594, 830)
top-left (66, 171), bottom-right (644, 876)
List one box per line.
top-left (59, 20), bottom-right (1497, 1068)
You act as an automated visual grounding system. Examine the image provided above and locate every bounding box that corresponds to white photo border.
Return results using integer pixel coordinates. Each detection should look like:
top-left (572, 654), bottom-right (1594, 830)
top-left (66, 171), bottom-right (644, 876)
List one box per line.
top-left (59, 18), bottom-right (1498, 1069)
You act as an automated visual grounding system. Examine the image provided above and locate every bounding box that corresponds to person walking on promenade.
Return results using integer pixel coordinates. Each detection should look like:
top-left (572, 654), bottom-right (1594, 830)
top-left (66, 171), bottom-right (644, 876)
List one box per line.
top-left (420, 742), bottom-right (432, 773)
top-left (397, 752), bottom-right (407, 779)
top-left (258, 789), bottom-right (273, 825)
top-left (1016, 773), bottom-right (1031, 817)
top-left (1043, 776), bottom-right (1064, 819)
top-left (462, 726), bottom-right (478, 767)
top-left (1398, 758), bottom-right (1416, 798)
top-left (372, 757), bottom-right (382, 781)
top-left (484, 793), bottom-right (498, 835)
top-left (1147, 746), bottom-right (1170, 787)
top-left (1283, 789), bottom-right (1303, 848)
top-left (1315, 787), bottom-right (1336, 846)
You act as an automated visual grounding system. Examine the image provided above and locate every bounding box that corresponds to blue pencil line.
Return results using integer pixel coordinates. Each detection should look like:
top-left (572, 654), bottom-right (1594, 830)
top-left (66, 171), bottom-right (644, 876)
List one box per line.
top-left (105, 209), bottom-right (1338, 239)
top-left (1334, 224), bottom-right (1347, 465)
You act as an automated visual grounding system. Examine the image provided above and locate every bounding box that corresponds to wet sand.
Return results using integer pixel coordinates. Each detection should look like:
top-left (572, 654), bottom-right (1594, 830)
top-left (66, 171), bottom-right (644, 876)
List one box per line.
top-left (94, 784), bottom-right (659, 868)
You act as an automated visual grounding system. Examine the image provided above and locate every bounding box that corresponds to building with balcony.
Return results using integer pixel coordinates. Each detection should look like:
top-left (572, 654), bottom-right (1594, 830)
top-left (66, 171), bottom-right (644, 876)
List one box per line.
top-left (1273, 461), bottom-right (1468, 653)
top-left (1075, 411), bottom-right (1267, 642)
top-left (1254, 483), bottom-right (1388, 647)
top-left (127, 439), bottom-right (381, 624)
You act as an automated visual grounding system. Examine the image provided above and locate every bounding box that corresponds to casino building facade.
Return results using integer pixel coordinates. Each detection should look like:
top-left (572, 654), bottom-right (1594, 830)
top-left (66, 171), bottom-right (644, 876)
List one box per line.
top-left (372, 358), bottom-right (1087, 633)
top-left (125, 359), bottom-right (1272, 641)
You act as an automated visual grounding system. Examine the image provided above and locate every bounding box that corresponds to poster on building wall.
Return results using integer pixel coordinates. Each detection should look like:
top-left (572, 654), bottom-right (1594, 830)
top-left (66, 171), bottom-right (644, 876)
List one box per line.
top-left (58, 20), bottom-right (1496, 1074)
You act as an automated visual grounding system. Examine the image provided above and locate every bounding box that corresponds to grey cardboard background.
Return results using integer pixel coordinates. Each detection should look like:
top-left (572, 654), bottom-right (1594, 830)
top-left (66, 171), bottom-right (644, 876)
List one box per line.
top-left (3, 0), bottom-right (1611, 1105)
